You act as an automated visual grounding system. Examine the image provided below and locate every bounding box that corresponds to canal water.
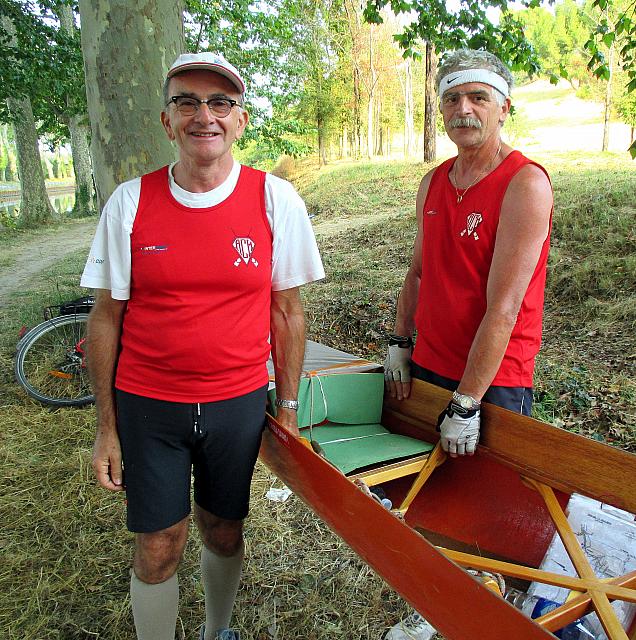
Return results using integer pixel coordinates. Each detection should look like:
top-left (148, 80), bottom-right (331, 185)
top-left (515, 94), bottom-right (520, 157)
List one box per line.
top-left (0, 190), bottom-right (76, 220)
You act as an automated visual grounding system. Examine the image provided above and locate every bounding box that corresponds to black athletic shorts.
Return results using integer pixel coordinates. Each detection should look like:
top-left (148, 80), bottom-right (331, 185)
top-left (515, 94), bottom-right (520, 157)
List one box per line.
top-left (115, 384), bottom-right (268, 533)
top-left (410, 362), bottom-right (533, 416)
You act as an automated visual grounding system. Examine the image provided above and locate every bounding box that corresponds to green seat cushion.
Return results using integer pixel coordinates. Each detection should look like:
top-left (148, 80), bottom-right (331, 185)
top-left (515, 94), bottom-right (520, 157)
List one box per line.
top-left (303, 422), bottom-right (434, 475)
top-left (270, 372), bottom-right (385, 427)
top-left (270, 371), bottom-right (432, 475)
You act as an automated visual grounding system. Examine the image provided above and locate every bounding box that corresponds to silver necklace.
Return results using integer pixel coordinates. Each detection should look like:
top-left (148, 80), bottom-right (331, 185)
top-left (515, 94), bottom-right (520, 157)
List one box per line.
top-left (453, 142), bottom-right (502, 204)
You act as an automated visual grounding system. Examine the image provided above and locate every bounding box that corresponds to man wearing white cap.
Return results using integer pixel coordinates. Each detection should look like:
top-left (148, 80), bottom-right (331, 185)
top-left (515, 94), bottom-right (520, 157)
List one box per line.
top-left (383, 49), bottom-right (553, 638)
top-left (81, 52), bottom-right (324, 640)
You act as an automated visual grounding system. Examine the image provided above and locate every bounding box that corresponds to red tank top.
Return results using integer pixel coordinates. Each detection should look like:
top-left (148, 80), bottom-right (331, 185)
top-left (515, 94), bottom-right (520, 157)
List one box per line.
top-left (412, 151), bottom-right (551, 387)
top-left (115, 165), bottom-right (272, 402)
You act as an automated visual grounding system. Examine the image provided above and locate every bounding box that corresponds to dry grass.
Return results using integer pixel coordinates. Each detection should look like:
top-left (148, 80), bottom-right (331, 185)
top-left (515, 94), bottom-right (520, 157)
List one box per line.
top-left (0, 398), bottom-right (406, 639)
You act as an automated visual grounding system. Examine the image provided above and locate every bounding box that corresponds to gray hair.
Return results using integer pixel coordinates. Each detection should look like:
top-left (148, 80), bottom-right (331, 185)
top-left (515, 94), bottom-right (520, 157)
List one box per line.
top-left (436, 49), bottom-right (513, 104)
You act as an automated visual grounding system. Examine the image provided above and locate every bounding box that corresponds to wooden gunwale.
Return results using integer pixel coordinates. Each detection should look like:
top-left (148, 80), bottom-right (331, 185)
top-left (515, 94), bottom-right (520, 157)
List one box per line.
top-left (383, 380), bottom-right (636, 513)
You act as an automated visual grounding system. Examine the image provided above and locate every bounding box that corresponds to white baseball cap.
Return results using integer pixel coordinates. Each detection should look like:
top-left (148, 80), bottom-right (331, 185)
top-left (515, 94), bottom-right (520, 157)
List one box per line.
top-left (167, 52), bottom-right (245, 94)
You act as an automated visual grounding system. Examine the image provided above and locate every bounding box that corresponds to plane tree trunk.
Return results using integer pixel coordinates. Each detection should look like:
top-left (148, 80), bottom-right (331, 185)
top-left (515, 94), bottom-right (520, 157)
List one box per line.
top-left (423, 42), bottom-right (437, 164)
top-left (55, 2), bottom-right (96, 216)
top-left (78, 0), bottom-right (184, 209)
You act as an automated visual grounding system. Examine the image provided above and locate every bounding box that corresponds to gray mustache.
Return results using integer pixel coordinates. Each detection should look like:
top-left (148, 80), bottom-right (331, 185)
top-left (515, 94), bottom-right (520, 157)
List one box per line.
top-left (449, 118), bottom-right (482, 129)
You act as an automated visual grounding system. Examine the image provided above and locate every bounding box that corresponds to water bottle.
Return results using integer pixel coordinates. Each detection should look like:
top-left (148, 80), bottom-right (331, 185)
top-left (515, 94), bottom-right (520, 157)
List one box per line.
top-left (504, 588), bottom-right (599, 639)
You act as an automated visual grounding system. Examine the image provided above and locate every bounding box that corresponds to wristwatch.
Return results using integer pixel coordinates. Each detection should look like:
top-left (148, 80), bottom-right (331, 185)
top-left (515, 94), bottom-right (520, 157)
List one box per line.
top-left (275, 398), bottom-right (299, 411)
top-left (451, 391), bottom-right (481, 410)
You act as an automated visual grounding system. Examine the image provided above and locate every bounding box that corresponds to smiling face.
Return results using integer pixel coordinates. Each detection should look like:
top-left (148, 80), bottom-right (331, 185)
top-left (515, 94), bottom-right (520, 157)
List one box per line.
top-left (440, 82), bottom-right (510, 150)
top-left (160, 69), bottom-right (248, 170)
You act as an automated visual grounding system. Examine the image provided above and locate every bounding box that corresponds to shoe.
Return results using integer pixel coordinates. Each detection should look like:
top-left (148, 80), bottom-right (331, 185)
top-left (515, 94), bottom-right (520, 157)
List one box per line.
top-left (199, 626), bottom-right (241, 640)
top-left (384, 612), bottom-right (437, 640)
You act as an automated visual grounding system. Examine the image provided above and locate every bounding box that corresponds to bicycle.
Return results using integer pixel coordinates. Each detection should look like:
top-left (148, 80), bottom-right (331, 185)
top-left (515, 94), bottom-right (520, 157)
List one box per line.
top-left (14, 296), bottom-right (96, 407)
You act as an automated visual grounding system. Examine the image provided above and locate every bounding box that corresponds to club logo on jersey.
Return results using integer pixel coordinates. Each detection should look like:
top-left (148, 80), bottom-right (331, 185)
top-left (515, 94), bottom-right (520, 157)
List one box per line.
top-left (424, 209), bottom-right (438, 216)
top-left (139, 245), bottom-right (168, 252)
top-left (233, 237), bottom-right (259, 267)
top-left (461, 212), bottom-right (482, 240)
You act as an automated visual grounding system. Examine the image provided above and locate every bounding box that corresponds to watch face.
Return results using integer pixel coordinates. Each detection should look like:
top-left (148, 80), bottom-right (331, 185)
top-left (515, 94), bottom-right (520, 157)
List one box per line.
top-left (453, 393), bottom-right (476, 409)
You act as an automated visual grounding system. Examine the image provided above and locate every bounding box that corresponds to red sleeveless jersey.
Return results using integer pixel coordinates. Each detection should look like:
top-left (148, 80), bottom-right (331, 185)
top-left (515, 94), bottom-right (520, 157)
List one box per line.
top-left (115, 165), bottom-right (272, 402)
top-left (411, 151), bottom-right (551, 387)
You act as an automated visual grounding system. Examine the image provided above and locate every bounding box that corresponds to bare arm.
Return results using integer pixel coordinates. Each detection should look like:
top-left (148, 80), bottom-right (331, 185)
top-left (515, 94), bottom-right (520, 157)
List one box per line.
top-left (457, 164), bottom-right (553, 400)
top-left (86, 289), bottom-right (127, 491)
top-left (388, 169), bottom-right (434, 399)
top-left (270, 287), bottom-right (306, 437)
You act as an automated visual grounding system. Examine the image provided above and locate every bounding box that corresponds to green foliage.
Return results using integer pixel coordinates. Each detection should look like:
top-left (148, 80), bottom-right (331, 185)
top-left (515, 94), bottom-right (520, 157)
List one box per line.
top-left (616, 81), bottom-right (636, 126)
top-left (362, 0), bottom-right (541, 76)
top-left (515, 1), bottom-right (589, 89)
top-left (184, 0), bottom-right (322, 161)
top-left (580, 0), bottom-right (636, 156)
top-left (0, 0), bottom-right (86, 143)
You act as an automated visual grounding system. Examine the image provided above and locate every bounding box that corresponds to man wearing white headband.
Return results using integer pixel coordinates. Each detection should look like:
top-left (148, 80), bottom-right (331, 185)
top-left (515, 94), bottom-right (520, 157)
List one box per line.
top-left (81, 52), bottom-right (324, 640)
top-left (384, 48), bottom-right (553, 639)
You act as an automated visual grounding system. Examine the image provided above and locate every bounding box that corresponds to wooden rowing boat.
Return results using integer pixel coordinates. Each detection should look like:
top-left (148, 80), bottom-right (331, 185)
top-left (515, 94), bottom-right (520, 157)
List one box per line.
top-left (261, 342), bottom-right (636, 639)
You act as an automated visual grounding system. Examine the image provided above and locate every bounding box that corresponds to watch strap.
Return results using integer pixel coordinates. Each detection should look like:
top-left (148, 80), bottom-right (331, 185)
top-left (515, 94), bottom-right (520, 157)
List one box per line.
top-left (275, 398), bottom-right (299, 411)
top-left (452, 390), bottom-right (481, 410)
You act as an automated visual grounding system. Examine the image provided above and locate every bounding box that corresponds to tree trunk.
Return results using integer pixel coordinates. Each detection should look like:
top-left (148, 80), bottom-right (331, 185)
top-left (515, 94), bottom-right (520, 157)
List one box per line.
top-left (601, 43), bottom-right (614, 152)
top-left (404, 58), bottom-right (415, 158)
top-left (353, 66), bottom-right (362, 159)
top-left (367, 26), bottom-right (377, 159)
top-left (68, 115), bottom-right (96, 215)
top-left (43, 155), bottom-right (55, 180)
top-left (78, 0), bottom-right (184, 210)
top-left (423, 42), bottom-right (437, 163)
top-left (7, 97), bottom-right (55, 227)
top-left (317, 117), bottom-right (327, 166)
top-left (375, 95), bottom-right (383, 156)
top-left (55, 2), bottom-right (96, 216)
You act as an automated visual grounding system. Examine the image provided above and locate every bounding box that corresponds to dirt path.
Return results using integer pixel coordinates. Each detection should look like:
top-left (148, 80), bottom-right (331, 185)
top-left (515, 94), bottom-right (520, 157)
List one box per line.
top-left (0, 219), bottom-right (97, 304)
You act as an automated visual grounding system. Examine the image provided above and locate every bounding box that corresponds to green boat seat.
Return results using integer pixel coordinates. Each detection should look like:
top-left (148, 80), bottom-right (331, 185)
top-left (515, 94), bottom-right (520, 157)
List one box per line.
top-left (269, 372), bottom-right (433, 476)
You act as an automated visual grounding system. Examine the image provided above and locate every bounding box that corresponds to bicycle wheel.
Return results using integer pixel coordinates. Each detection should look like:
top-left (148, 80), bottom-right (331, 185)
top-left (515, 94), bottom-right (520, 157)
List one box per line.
top-left (15, 313), bottom-right (94, 407)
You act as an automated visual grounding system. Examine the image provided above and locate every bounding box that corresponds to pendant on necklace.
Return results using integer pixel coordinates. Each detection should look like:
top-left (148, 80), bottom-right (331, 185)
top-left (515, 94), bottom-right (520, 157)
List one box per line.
top-left (456, 194), bottom-right (463, 204)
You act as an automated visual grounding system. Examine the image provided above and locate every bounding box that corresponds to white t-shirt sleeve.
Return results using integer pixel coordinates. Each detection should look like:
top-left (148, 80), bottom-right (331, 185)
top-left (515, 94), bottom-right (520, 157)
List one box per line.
top-left (266, 173), bottom-right (325, 291)
top-left (80, 179), bottom-right (141, 300)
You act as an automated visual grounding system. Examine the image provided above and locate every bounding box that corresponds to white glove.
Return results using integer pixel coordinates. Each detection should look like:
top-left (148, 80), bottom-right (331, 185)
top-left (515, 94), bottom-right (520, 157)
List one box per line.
top-left (384, 344), bottom-right (412, 384)
top-left (437, 402), bottom-right (480, 456)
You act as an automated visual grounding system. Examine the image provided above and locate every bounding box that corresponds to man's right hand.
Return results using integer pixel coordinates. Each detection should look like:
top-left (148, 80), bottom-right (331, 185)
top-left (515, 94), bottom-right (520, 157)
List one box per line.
top-left (384, 343), bottom-right (412, 400)
top-left (92, 426), bottom-right (124, 492)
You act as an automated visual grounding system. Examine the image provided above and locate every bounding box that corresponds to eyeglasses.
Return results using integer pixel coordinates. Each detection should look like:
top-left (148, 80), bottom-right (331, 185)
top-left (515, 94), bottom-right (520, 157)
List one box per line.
top-left (167, 95), bottom-right (240, 117)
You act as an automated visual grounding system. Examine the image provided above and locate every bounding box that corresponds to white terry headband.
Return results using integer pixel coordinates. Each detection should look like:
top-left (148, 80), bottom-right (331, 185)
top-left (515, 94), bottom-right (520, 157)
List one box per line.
top-left (438, 69), bottom-right (509, 99)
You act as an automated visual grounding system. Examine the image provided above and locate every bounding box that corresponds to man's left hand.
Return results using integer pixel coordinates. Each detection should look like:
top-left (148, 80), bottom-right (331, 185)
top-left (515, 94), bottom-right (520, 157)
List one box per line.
top-left (436, 402), bottom-right (480, 457)
top-left (275, 407), bottom-right (301, 438)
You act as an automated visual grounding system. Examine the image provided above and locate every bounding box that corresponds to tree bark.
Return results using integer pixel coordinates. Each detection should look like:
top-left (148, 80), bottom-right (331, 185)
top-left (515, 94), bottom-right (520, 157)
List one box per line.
top-left (78, 0), bottom-right (184, 210)
top-left (344, 0), bottom-right (362, 159)
top-left (317, 117), bottom-right (327, 166)
top-left (55, 2), bottom-right (96, 215)
top-left (366, 26), bottom-right (377, 159)
top-left (353, 66), bottom-right (362, 158)
top-left (7, 96), bottom-right (55, 227)
top-left (601, 43), bottom-right (614, 152)
top-left (423, 42), bottom-right (437, 164)
top-left (404, 58), bottom-right (415, 158)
